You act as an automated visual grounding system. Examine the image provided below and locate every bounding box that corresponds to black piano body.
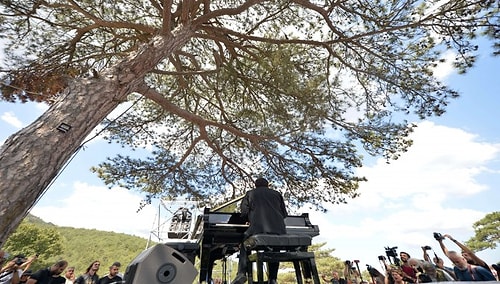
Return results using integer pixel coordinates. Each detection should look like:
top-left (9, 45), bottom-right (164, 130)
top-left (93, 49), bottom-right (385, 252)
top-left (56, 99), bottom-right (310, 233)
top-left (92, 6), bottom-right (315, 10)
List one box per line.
top-left (167, 206), bottom-right (320, 283)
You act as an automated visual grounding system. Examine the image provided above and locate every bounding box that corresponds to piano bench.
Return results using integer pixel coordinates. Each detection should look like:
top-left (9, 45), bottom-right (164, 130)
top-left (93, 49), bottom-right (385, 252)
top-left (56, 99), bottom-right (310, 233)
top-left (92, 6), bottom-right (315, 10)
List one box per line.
top-left (243, 234), bottom-right (312, 251)
top-left (246, 251), bottom-right (320, 284)
top-left (244, 235), bottom-right (320, 284)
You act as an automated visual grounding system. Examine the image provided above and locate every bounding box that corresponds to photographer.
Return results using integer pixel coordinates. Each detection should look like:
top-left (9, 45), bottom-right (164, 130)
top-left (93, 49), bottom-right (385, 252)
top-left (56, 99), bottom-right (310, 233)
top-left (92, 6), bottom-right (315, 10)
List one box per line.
top-left (344, 260), bottom-right (361, 284)
top-left (434, 232), bottom-right (490, 272)
top-left (421, 245), bottom-right (456, 280)
top-left (0, 255), bottom-right (28, 284)
top-left (447, 251), bottom-right (495, 281)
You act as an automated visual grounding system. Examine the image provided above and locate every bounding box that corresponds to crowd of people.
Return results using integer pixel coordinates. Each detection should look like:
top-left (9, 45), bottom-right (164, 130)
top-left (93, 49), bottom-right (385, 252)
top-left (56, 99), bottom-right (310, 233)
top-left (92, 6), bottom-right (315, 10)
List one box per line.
top-left (322, 232), bottom-right (499, 284)
top-left (1, 177), bottom-right (498, 284)
top-left (0, 251), bottom-right (123, 284)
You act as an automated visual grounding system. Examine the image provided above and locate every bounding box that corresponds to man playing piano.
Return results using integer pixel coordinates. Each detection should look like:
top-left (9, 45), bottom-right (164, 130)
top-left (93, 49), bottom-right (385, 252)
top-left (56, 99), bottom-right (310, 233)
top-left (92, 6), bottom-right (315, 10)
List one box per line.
top-left (232, 177), bottom-right (288, 284)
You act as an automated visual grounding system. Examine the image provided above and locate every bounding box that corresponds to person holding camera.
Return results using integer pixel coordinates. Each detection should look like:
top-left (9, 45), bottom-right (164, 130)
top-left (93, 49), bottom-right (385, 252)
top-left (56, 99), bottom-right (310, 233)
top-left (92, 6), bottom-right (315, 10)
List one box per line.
top-left (0, 254), bottom-right (37, 284)
top-left (421, 245), bottom-right (456, 280)
top-left (447, 251), bottom-right (495, 281)
top-left (433, 232), bottom-right (490, 272)
top-left (344, 260), bottom-right (361, 284)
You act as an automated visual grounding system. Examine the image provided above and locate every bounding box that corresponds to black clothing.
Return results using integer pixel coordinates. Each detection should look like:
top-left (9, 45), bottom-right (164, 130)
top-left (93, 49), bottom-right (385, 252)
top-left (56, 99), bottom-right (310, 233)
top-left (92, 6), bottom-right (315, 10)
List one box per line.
top-left (326, 278), bottom-right (347, 284)
top-left (240, 185), bottom-right (288, 238)
top-left (236, 184), bottom-right (288, 280)
top-left (74, 274), bottom-right (99, 284)
top-left (30, 268), bottom-right (66, 284)
top-left (98, 275), bottom-right (122, 284)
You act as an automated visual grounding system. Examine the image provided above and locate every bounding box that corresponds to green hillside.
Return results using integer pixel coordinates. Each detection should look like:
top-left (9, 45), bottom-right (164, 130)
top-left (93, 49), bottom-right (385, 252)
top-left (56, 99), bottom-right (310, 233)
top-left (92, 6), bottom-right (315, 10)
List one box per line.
top-left (4, 214), bottom-right (151, 276)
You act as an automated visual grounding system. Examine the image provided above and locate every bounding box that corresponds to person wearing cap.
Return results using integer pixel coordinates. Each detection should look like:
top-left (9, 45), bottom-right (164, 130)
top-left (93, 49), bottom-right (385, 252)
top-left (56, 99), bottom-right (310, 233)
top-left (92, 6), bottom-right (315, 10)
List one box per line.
top-left (26, 260), bottom-right (68, 284)
top-left (97, 262), bottom-right (122, 284)
top-left (231, 177), bottom-right (288, 284)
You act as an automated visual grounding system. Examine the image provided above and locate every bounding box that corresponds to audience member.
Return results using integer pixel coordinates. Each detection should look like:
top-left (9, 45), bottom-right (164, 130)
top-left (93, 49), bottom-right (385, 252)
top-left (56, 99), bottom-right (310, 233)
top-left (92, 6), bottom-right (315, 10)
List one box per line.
top-left (0, 254), bottom-right (28, 284)
top-left (421, 246), bottom-right (457, 280)
top-left (344, 261), bottom-right (361, 284)
top-left (447, 251), bottom-right (495, 281)
top-left (491, 264), bottom-right (500, 281)
top-left (321, 270), bottom-right (347, 284)
top-left (74, 261), bottom-right (100, 284)
top-left (18, 270), bottom-right (31, 284)
top-left (421, 261), bottom-right (455, 282)
top-left (386, 267), bottom-right (406, 284)
top-left (407, 258), bottom-right (432, 283)
top-left (366, 265), bottom-right (385, 284)
top-left (97, 262), bottom-right (121, 284)
top-left (0, 252), bottom-right (6, 265)
top-left (398, 252), bottom-right (416, 283)
top-left (26, 260), bottom-right (68, 284)
top-left (433, 257), bottom-right (457, 280)
top-left (64, 267), bottom-right (75, 284)
top-left (436, 233), bottom-right (490, 271)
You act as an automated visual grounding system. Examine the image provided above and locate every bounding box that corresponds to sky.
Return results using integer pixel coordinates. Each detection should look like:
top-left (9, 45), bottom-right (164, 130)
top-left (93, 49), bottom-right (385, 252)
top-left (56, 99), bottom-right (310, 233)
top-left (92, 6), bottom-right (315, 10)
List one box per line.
top-left (1, 46), bottom-right (499, 276)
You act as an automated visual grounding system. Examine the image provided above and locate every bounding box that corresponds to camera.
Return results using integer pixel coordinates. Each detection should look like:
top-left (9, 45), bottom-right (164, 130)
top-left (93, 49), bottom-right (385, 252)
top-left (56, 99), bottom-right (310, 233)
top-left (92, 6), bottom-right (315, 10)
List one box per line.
top-left (433, 232), bottom-right (445, 241)
top-left (345, 260), bottom-right (351, 265)
top-left (385, 246), bottom-right (398, 257)
top-left (15, 258), bottom-right (25, 266)
top-left (378, 255), bottom-right (386, 261)
top-left (422, 245), bottom-right (432, 250)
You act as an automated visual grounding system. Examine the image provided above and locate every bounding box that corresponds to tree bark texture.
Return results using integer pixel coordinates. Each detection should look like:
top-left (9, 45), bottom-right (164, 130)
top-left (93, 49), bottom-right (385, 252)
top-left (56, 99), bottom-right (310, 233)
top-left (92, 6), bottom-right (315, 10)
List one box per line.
top-left (0, 27), bottom-right (194, 246)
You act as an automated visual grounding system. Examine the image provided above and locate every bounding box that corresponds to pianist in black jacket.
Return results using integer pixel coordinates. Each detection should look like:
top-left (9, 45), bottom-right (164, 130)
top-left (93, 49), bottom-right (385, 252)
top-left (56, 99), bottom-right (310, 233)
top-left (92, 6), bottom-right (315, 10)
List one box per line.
top-left (232, 177), bottom-right (288, 284)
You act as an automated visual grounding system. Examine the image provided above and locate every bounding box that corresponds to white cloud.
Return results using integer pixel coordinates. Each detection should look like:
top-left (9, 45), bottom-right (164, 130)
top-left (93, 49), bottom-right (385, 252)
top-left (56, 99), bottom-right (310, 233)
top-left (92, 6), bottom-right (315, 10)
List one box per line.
top-left (433, 50), bottom-right (456, 80)
top-left (29, 120), bottom-right (500, 271)
top-left (1, 111), bottom-right (23, 128)
top-left (309, 120), bottom-right (500, 267)
top-left (30, 182), bottom-right (158, 238)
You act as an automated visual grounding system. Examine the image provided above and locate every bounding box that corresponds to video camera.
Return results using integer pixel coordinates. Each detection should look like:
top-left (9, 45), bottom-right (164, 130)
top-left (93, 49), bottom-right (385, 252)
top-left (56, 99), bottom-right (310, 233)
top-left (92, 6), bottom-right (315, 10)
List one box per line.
top-left (422, 245), bottom-right (432, 250)
top-left (384, 246), bottom-right (401, 266)
top-left (385, 246), bottom-right (398, 258)
top-left (366, 264), bottom-right (378, 277)
top-left (344, 260), bottom-right (357, 271)
top-left (433, 232), bottom-right (445, 241)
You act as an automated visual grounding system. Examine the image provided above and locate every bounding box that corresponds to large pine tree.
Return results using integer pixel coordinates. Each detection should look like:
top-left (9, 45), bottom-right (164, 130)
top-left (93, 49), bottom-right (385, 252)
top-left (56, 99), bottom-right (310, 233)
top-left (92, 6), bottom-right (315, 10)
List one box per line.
top-left (1, 1), bottom-right (499, 245)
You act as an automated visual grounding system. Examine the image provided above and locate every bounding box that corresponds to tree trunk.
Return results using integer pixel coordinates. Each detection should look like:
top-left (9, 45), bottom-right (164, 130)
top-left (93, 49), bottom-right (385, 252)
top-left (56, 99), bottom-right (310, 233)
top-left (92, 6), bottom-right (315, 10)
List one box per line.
top-left (0, 27), bottom-right (194, 246)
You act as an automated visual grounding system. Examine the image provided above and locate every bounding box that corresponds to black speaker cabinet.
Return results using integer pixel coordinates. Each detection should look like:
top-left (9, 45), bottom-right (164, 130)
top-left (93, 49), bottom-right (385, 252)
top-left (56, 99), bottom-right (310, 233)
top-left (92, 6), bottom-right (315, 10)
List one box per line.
top-left (124, 243), bottom-right (198, 284)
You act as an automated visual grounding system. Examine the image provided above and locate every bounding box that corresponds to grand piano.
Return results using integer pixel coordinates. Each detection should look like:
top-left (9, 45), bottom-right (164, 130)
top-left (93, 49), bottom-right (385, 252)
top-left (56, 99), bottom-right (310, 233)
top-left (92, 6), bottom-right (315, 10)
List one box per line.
top-left (166, 196), bottom-right (320, 283)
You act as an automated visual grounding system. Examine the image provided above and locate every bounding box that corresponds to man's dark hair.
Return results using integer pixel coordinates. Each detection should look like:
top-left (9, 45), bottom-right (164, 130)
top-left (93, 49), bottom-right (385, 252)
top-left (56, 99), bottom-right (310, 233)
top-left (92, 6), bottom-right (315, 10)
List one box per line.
top-left (255, 178), bottom-right (269, 187)
top-left (400, 252), bottom-right (410, 258)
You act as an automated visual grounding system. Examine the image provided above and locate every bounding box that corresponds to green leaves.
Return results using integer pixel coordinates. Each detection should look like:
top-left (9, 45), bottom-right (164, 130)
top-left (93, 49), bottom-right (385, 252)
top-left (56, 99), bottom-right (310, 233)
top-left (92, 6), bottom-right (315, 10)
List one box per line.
top-left (1, 0), bottom-right (498, 210)
top-left (465, 211), bottom-right (500, 252)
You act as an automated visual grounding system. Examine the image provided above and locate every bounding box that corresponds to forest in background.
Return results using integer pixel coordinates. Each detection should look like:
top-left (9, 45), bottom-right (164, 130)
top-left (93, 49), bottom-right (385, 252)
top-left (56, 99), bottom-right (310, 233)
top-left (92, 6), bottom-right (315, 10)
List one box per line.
top-left (2, 214), bottom-right (150, 275)
top-left (2, 214), bottom-right (347, 283)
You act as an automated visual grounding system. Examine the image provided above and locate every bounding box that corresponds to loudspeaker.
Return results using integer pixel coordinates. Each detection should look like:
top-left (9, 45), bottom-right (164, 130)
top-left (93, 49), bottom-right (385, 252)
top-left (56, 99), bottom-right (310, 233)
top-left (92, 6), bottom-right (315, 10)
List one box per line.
top-left (124, 244), bottom-right (198, 284)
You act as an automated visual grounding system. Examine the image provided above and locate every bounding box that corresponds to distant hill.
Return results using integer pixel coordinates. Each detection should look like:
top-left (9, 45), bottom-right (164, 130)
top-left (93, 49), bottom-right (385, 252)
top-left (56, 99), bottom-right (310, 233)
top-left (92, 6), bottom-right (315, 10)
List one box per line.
top-left (22, 214), bottom-right (152, 276)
